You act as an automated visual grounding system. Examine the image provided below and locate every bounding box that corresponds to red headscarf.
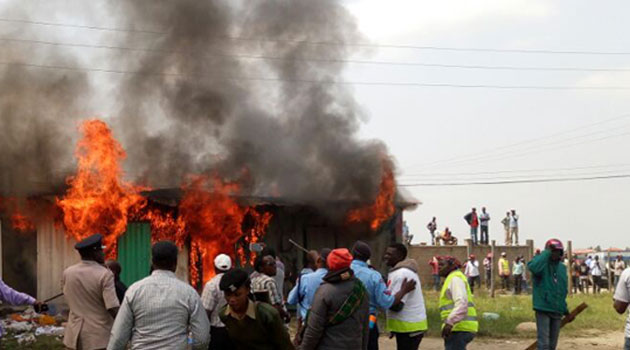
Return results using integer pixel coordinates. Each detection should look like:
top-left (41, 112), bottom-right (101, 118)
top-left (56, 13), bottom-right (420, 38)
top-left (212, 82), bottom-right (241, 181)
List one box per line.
top-left (327, 248), bottom-right (353, 271)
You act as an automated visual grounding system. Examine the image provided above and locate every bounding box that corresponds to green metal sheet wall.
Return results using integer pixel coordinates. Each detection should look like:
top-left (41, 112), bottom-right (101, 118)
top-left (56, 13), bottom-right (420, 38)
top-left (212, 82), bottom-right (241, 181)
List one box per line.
top-left (118, 222), bottom-right (151, 287)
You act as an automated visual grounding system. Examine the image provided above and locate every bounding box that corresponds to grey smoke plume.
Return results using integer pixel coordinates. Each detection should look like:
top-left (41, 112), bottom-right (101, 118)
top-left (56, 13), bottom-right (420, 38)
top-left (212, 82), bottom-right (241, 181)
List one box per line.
top-left (0, 0), bottom-right (392, 205)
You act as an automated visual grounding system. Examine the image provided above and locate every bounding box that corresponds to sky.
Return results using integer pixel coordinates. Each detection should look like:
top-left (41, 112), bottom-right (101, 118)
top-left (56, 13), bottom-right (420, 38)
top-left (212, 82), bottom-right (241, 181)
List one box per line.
top-left (342, 0), bottom-right (630, 249)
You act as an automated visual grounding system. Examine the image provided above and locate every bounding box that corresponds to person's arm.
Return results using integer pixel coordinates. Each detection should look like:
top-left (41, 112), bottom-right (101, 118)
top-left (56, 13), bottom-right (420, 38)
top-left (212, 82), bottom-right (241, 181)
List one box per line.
top-left (528, 250), bottom-right (551, 276)
top-left (299, 288), bottom-right (328, 350)
top-left (613, 272), bottom-right (630, 314)
top-left (200, 281), bottom-right (217, 321)
top-left (101, 271), bottom-right (120, 319)
top-left (445, 277), bottom-right (468, 326)
top-left (372, 274), bottom-right (395, 310)
top-left (287, 283), bottom-right (299, 305)
top-left (106, 294), bottom-right (134, 350)
top-left (0, 279), bottom-right (36, 306)
top-left (498, 260), bottom-right (504, 276)
top-left (387, 272), bottom-right (416, 312)
top-left (188, 293), bottom-right (211, 349)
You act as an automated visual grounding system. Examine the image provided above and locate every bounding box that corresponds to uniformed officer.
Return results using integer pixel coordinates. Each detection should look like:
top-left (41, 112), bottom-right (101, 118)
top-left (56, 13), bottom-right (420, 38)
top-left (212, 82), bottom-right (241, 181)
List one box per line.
top-left (63, 234), bottom-right (120, 350)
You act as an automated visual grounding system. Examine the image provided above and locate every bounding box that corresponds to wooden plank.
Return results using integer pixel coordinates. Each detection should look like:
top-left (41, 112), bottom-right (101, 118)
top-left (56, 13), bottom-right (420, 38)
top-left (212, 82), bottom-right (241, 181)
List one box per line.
top-left (524, 303), bottom-right (588, 350)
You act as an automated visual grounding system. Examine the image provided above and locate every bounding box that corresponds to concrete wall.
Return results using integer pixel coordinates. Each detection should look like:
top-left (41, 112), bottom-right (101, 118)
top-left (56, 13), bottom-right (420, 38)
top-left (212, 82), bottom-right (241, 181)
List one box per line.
top-left (408, 240), bottom-right (534, 287)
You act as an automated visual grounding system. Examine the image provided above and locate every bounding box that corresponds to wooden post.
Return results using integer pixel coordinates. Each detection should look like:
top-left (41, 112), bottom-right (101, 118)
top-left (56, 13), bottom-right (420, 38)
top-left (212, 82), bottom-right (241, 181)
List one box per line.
top-left (491, 240), bottom-right (496, 298)
top-left (608, 249), bottom-right (613, 292)
top-left (568, 240), bottom-right (573, 296)
top-left (0, 220), bottom-right (3, 279)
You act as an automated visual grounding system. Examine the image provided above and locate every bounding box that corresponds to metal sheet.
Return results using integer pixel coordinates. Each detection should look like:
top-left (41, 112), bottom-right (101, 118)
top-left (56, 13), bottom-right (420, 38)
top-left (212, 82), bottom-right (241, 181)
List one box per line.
top-left (118, 222), bottom-right (151, 287)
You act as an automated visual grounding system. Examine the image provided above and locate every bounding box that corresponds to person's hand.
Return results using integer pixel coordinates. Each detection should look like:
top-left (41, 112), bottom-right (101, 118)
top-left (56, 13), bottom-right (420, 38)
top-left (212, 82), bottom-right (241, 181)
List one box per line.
top-left (564, 313), bottom-right (575, 323)
top-left (33, 301), bottom-right (48, 313)
top-left (401, 278), bottom-right (417, 294)
top-left (441, 324), bottom-right (453, 339)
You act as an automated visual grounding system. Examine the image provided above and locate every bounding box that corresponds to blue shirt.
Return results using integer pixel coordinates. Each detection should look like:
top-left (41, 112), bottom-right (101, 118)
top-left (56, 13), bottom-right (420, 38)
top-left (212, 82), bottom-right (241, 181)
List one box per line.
top-left (351, 260), bottom-right (394, 315)
top-left (287, 268), bottom-right (325, 319)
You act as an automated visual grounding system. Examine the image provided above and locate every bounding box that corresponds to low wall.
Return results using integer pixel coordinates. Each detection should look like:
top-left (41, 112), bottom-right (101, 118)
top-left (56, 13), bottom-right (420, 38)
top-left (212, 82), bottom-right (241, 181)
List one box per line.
top-left (408, 239), bottom-right (534, 288)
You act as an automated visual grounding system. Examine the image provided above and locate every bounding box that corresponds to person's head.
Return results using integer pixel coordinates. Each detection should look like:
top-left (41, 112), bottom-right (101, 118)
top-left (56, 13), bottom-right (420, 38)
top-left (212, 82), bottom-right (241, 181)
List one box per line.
top-left (383, 243), bottom-right (407, 268)
top-left (304, 250), bottom-right (319, 270)
top-left (469, 254), bottom-right (476, 261)
top-left (214, 254), bottom-right (232, 273)
top-left (486, 253), bottom-right (492, 260)
top-left (506, 211), bottom-right (510, 216)
top-left (254, 253), bottom-right (277, 276)
top-left (75, 233), bottom-right (106, 264)
top-left (432, 217), bottom-right (436, 222)
top-left (545, 239), bottom-right (564, 262)
top-left (151, 241), bottom-right (179, 272)
top-left (437, 256), bottom-right (462, 277)
top-left (105, 260), bottom-right (122, 279)
top-left (501, 252), bottom-right (507, 259)
top-left (482, 207), bottom-right (486, 213)
top-left (511, 209), bottom-right (516, 215)
top-left (327, 248), bottom-right (353, 272)
top-left (444, 227), bottom-right (451, 234)
top-left (617, 255), bottom-right (623, 261)
top-left (220, 268), bottom-right (251, 314)
top-left (588, 255), bottom-right (592, 259)
top-left (595, 255), bottom-right (599, 261)
top-left (318, 248), bottom-right (332, 269)
top-left (351, 241), bottom-right (372, 262)
top-left (472, 207), bottom-right (476, 213)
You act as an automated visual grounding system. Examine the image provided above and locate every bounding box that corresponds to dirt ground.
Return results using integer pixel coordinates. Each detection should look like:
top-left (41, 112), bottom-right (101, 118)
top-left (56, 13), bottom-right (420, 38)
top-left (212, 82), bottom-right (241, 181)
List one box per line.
top-left (378, 330), bottom-right (626, 350)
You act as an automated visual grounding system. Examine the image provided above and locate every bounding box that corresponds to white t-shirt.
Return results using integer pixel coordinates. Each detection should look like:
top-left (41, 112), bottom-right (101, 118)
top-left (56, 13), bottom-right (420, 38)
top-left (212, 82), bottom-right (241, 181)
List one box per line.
top-left (509, 214), bottom-right (519, 228)
top-left (465, 261), bottom-right (480, 277)
top-left (612, 268), bottom-right (630, 337)
top-left (387, 267), bottom-right (427, 325)
top-left (590, 260), bottom-right (603, 276)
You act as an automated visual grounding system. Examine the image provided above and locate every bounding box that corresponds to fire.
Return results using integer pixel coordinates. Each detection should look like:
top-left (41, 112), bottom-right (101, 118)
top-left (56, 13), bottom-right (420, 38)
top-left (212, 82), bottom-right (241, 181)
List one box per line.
top-left (56, 120), bottom-right (146, 256)
top-left (0, 197), bottom-right (36, 232)
top-left (346, 162), bottom-right (396, 231)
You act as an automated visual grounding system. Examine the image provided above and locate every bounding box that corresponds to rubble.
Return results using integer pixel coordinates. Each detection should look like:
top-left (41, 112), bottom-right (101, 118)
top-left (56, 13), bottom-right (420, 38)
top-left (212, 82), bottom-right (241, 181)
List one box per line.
top-left (1, 306), bottom-right (65, 343)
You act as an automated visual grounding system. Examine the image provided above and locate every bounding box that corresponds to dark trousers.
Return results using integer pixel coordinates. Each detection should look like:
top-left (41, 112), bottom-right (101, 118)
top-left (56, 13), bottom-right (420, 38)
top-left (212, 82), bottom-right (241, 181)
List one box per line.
top-left (535, 311), bottom-right (561, 350)
top-left (572, 276), bottom-right (580, 293)
top-left (485, 270), bottom-right (492, 288)
top-left (209, 326), bottom-right (233, 350)
top-left (467, 276), bottom-right (480, 294)
top-left (444, 331), bottom-right (475, 350)
top-left (514, 274), bottom-right (523, 294)
top-left (433, 274), bottom-right (441, 291)
top-left (501, 275), bottom-right (510, 290)
top-left (480, 225), bottom-right (489, 245)
top-left (470, 226), bottom-right (478, 245)
top-left (368, 325), bottom-right (379, 350)
top-left (592, 276), bottom-right (602, 293)
top-left (393, 331), bottom-right (424, 350)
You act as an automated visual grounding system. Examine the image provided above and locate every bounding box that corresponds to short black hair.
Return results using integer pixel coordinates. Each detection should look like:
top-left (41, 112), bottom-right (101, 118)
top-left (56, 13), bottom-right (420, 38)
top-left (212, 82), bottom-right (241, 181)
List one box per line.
top-left (389, 243), bottom-right (408, 259)
top-left (220, 268), bottom-right (250, 292)
top-left (261, 247), bottom-right (276, 259)
top-left (152, 241), bottom-right (179, 270)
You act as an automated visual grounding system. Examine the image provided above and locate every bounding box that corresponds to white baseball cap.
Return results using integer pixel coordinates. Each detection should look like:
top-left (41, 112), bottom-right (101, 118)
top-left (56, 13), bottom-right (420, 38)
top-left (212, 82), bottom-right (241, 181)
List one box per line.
top-left (214, 254), bottom-right (232, 271)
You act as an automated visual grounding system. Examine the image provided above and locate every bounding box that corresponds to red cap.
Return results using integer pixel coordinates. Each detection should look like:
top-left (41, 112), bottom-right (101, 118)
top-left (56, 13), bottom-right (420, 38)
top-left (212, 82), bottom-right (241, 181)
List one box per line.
top-left (545, 239), bottom-right (564, 251)
top-left (327, 248), bottom-right (353, 271)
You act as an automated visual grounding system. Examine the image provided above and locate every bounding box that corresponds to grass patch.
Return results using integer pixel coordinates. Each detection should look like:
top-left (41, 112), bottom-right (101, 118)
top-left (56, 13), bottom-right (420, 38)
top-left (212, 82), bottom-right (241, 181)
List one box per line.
top-left (421, 290), bottom-right (625, 338)
top-left (1, 334), bottom-right (65, 350)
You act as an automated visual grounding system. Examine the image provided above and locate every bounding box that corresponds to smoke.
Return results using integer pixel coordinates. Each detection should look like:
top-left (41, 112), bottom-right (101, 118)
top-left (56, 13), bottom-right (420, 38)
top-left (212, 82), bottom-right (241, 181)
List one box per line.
top-left (0, 0), bottom-right (392, 205)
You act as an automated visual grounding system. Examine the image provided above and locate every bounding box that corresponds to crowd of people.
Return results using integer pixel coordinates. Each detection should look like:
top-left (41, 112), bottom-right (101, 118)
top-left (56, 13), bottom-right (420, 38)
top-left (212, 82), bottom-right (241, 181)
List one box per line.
top-left (426, 208), bottom-right (521, 247)
top-left (570, 254), bottom-right (627, 294)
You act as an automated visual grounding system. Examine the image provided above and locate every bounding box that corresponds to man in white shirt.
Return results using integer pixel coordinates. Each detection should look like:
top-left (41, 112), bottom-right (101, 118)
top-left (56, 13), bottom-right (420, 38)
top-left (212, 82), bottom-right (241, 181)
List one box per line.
top-left (464, 255), bottom-right (480, 294)
top-left (479, 208), bottom-right (490, 245)
top-left (590, 256), bottom-right (603, 294)
top-left (613, 267), bottom-right (630, 350)
top-left (201, 254), bottom-right (233, 350)
top-left (509, 209), bottom-right (519, 246)
top-left (107, 241), bottom-right (210, 350)
top-left (614, 256), bottom-right (627, 290)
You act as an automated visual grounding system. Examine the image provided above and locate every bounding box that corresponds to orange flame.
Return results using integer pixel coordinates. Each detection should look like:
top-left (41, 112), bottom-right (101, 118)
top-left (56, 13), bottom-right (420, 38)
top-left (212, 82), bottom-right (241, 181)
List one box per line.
top-left (0, 197), bottom-right (36, 232)
top-left (346, 162), bottom-right (396, 231)
top-left (56, 120), bottom-right (146, 256)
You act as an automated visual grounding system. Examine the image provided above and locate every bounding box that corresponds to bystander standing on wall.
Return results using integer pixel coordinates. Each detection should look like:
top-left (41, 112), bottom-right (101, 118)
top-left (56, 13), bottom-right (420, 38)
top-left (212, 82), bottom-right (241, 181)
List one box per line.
top-left (463, 208), bottom-right (479, 246)
top-left (427, 217), bottom-right (437, 245)
top-left (501, 212), bottom-right (511, 246)
top-left (509, 210), bottom-right (519, 246)
top-left (479, 208), bottom-right (490, 245)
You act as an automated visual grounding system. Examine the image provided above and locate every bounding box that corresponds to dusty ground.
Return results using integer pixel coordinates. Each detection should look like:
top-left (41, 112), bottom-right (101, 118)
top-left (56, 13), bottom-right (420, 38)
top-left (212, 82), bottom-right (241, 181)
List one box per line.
top-left (378, 330), bottom-right (625, 350)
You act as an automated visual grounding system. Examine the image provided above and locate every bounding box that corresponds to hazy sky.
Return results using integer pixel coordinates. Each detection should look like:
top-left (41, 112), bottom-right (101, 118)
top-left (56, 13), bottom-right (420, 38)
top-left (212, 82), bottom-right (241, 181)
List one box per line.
top-left (343, 0), bottom-right (630, 249)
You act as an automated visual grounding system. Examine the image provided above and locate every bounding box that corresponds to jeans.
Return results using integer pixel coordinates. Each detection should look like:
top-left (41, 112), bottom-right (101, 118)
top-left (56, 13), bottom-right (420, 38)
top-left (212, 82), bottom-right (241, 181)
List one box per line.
top-left (486, 270), bottom-right (492, 288)
top-left (470, 226), bottom-right (478, 245)
top-left (444, 331), bottom-right (475, 350)
top-left (480, 225), bottom-right (489, 245)
top-left (393, 332), bottom-right (424, 350)
top-left (625, 337), bottom-right (630, 350)
top-left (514, 274), bottom-right (523, 294)
top-left (467, 276), bottom-right (480, 294)
top-left (501, 275), bottom-right (510, 290)
top-left (433, 274), bottom-right (441, 291)
top-left (592, 275), bottom-right (602, 293)
top-left (535, 311), bottom-right (562, 350)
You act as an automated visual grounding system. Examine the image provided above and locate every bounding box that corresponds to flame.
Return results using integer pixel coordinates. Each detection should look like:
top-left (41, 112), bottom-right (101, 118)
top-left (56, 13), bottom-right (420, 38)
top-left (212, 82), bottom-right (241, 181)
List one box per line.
top-left (346, 162), bottom-right (396, 231)
top-left (0, 197), bottom-right (36, 232)
top-left (56, 120), bottom-right (146, 256)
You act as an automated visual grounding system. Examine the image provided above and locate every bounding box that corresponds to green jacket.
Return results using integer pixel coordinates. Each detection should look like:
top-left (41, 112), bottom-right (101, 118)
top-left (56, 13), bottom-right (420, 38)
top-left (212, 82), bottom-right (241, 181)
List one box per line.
top-left (527, 249), bottom-right (569, 315)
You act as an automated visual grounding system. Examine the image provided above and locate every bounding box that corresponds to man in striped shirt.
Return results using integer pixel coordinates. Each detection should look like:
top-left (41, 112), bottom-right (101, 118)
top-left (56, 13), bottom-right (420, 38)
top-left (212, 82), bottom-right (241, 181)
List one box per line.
top-left (107, 241), bottom-right (210, 350)
top-left (250, 252), bottom-right (290, 322)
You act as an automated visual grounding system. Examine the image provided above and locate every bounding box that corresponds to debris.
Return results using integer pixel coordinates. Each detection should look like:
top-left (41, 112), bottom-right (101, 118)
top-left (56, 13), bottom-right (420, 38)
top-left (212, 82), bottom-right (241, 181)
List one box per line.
top-left (35, 326), bottom-right (65, 337)
top-left (482, 312), bottom-right (500, 320)
top-left (4, 321), bottom-right (33, 333)
top-left (516, 322), bottom-right (537, 332)
top-left (15, 333), bottom-right (36, 345)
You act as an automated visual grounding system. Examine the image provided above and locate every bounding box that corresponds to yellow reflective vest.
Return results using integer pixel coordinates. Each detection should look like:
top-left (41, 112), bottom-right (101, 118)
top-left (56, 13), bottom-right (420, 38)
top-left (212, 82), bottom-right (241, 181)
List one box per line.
top-left (439, 270), bottom-right (479, 333)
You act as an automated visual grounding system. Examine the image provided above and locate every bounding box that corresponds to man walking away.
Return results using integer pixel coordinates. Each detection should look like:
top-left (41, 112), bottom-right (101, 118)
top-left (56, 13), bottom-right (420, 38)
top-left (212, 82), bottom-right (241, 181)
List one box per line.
top-left (351, 241), bottom-right (416, 350)
top-left (501, 212), bottom-right (511, 246)
top-left (220, 268), bottom-right (294, 350)
top-left (509, 210), bottom-right (519, 245)
top-left (300, 248), bottom-right (369, 350)
top-left (201, 253), bottom-right (234, 350)
top-left (64, 234), bottom-right (120, 350)
top-left (289, 250), bottom-right (319, 325)
top-left (528, 239), bottom-right (574, 350)
top-left (437, 256), bottom-right (478, 350)
top-left (479, 208), bottom-right (490, 245)
top-left (483, 254), bottom-right (492, 289)
top-left (105, 260), bottom-right (127, 304)
top-left (614, 255), bottom-right (627, 291)
top-left (590, 256), bottom-right (603, 294)
top-left (429, 256), bottom-right (441, 291)
top-left (384, 243), bottom-right (428, 350)
top-left (107, 241), bottom-right (210, 350)
top-left (613, 265), bottom-right (630, 350)
top-left (288, 248), bottom-right (331, 346)
top-left (427, 217), bottom-right (437, 245)
top-left (463, 208), bottom-right (479, 246)
top-left (512, 257), bottom-right (524, 295)
top-left (498, 252), bottom-right (510, 290)
top-left (464, 255), bottom-right (480, 294)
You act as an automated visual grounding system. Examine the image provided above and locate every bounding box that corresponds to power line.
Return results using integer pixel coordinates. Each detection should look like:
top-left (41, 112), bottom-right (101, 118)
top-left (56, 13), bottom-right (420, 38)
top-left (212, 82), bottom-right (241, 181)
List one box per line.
top-left (2, 16), bottom-right (630, 56)
top-left (399, 163), bottom-right (630, 178)
top-left (5, 36), bottom-right (630, 72)
top-left (397, 169), bottom-right (630, 182)
top-left (4, 61), bottom-right (630, 90)
top-left (398, 174), bottom-right (630, 187)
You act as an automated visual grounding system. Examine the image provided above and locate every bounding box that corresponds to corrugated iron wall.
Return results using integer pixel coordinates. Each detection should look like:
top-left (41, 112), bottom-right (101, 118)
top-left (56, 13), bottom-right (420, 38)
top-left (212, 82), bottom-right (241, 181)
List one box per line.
top-left (118, 222), bottom-right (151, 287)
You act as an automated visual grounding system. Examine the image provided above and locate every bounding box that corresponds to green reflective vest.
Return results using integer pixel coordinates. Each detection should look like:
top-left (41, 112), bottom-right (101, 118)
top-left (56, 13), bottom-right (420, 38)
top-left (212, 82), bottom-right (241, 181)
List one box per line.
top-left (439, 270), bottom-right (479, 333)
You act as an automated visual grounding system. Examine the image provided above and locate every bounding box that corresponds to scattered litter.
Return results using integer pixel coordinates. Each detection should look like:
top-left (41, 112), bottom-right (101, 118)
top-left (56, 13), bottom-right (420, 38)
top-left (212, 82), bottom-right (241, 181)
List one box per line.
top-left (5, 321), bottom-right (34, 333)
top-left (35, 326), bottom-right (65, 337)
top-left (482, 312), bottom-right (500, 320)
top-left (15, 333), bottom-right (36, 345)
